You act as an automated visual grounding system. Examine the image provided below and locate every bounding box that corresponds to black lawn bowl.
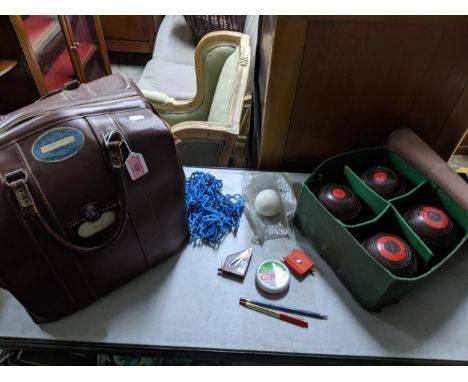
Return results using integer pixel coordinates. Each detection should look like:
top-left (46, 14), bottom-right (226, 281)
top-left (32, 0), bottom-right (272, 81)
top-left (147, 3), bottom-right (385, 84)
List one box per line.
top-left (360, 166), bottom-right (406, 199)
top-left (317, 183), bottom-right (361, 222)
top-left (404, 204), bottom-right (457, 248)
top-left (362, 232), bottom-right (418, 277)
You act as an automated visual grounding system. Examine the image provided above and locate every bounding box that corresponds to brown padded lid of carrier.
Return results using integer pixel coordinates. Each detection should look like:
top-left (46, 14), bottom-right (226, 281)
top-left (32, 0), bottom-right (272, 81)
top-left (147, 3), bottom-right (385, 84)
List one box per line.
top-left (386, 128), bottom-right (468, 211)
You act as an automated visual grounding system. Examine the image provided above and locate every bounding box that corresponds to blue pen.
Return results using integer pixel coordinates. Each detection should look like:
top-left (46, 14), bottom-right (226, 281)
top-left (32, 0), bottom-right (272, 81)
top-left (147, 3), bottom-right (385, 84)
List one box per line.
top-left (240, 298), bottom-right (328, 319)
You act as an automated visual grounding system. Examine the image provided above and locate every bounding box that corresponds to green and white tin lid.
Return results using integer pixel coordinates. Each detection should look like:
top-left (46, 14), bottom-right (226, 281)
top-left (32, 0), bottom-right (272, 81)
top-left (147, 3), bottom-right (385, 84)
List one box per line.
top-left (256, 260), bottom-right (290, 294)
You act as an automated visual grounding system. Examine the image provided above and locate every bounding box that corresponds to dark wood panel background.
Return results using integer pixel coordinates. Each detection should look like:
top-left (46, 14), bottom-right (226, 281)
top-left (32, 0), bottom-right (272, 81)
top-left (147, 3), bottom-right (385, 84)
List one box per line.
top-left (100, 15), bottom-right (161, 53)
top-left (258, 16), bottom-right (308, 169)
top-left (258, 16), bottom-right (468, 170)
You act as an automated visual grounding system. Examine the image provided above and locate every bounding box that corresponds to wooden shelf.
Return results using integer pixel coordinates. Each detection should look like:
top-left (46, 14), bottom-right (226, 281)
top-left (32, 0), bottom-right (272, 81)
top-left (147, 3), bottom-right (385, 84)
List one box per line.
top-left (0, 60), bottom-right (18, 77)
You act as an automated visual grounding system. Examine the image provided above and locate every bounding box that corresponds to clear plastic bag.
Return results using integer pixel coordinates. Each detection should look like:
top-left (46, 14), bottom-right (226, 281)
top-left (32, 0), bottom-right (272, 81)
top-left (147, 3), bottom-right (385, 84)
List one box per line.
top-left (242, 172), bottom-right (297, 244)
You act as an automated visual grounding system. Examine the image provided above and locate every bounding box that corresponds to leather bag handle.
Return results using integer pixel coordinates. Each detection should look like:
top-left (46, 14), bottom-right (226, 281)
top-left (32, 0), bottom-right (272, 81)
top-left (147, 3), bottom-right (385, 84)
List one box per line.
top-left (3, 131), bottom-right (129, 253)
top-left (35, 80), bottom-right (81, 103)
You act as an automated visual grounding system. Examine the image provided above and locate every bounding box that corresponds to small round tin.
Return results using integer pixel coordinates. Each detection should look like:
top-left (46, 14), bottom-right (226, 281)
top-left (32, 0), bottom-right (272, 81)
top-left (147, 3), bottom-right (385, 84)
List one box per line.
top-left (256, 260), bottom-right (290, 294)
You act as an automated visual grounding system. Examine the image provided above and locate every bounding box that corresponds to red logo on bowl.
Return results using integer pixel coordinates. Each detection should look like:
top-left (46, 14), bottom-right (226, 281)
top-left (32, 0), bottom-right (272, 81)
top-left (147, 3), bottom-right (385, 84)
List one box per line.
top-left (373, 171), bottom-right (388, 182)
top-left (419, 206), bottom-right (449, 229)
top-left (376, 236), bottom-right (407, 262)
top-left (332, 188), bottom-right (346, 199)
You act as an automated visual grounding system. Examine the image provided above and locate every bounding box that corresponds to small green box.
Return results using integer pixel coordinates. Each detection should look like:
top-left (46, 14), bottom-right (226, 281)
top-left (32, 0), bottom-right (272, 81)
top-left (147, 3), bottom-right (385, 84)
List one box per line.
top-left (295, 145), bottom-right (468, 311)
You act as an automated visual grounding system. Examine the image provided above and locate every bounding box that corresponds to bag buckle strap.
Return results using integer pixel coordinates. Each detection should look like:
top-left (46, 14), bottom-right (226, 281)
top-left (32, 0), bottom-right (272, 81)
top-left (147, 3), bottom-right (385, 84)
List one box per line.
top-left (4, 170), bottom-right (38, 216)
top-left (104, 131), bottom-right (125, 170)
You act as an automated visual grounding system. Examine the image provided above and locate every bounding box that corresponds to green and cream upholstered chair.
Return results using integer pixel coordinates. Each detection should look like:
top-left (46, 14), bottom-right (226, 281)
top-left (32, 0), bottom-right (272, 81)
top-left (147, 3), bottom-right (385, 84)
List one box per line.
top-left (140, 31), bottom-right (251, 167)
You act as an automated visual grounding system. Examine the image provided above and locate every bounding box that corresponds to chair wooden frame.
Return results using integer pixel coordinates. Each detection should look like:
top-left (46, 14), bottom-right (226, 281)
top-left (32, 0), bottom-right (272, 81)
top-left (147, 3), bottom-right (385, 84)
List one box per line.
top-left (141, 31), bottom-right (250, 167)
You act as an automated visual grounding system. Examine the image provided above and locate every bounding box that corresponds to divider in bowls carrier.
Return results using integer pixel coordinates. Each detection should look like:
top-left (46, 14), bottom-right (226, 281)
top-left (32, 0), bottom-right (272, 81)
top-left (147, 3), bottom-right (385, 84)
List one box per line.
top-left (344, 148), bottom-right (427, 200)
top-left (295, 145), bottom-right (468, 311)
top-left (347, 206), bottom-right (434, 272)
top-left (391, 181), bottom-right (467, 264)
top-left (305, 152), bottom-right (380, 225)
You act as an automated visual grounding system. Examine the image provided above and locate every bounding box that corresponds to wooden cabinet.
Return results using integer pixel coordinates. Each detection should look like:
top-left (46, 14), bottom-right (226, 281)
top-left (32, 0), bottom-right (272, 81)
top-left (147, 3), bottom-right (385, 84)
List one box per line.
top-left (0, 15), bottom-right (111, 114)
top-left (100, 16), bottom-right (163, 53)
top-left (257, 16), bottom-right (468, 170)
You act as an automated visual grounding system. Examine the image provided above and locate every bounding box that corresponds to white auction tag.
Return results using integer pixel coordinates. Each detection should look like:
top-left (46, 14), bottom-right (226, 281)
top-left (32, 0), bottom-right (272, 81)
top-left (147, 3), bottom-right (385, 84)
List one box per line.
top-left (125, 152), bottom-right (148, 180)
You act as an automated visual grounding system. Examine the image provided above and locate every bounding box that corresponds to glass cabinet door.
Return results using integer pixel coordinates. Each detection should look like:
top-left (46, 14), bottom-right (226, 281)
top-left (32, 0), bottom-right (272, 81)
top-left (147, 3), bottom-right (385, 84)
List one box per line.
top-left (59, 16), bottom-right (111, 84)
top-left (21, 15), bottom-right (76, 92)
top-left (19, 15), bottom-right (111, 92)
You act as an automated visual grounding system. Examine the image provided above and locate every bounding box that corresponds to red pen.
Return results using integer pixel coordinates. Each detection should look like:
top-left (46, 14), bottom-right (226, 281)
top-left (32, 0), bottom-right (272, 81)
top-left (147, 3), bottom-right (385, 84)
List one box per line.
top-left (239, 300), bottom-right (308, 328)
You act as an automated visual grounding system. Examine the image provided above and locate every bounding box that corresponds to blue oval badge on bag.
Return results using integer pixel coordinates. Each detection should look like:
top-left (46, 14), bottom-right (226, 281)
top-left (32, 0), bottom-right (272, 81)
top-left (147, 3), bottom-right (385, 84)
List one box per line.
top-left (32, 127), bottom-right (84, 162)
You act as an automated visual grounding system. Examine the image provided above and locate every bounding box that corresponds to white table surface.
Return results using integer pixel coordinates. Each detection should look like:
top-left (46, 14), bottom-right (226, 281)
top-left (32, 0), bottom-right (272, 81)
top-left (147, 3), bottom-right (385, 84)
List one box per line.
top-left (0, 167), bottom-right (467, 363)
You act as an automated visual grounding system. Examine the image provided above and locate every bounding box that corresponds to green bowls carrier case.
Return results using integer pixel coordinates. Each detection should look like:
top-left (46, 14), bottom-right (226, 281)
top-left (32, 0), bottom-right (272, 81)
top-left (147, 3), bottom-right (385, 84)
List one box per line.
top-left (295, 128), bottom-right (468, 311)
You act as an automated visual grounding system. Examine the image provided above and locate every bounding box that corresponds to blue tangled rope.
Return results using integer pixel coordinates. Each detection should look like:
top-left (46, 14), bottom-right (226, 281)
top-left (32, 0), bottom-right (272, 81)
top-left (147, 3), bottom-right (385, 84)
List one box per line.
top-left (185, 171), bottom-right (244, 245)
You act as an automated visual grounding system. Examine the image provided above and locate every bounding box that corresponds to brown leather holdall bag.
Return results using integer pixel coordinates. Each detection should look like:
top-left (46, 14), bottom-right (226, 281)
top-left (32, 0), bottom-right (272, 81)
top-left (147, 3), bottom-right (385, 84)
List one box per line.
top-left (0, 73), bottom-right (189, 323)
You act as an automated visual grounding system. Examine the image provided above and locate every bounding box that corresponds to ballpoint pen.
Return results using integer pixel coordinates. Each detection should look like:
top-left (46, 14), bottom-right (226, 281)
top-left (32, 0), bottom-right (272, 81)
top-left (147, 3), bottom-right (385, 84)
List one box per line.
top-left (240, 298), bottom-right (328, 319)
top-left (239, 300), bottom-right (308, 328)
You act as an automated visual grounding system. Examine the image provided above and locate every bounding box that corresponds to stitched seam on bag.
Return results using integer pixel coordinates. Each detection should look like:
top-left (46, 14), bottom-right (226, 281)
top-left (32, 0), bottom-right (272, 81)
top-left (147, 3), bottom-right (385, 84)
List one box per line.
top-left (108, 113), bottom-right (155, 267)
top-left (0, 190), bottom-right (16, 294)
top-left (112, 110), bottom-right (189, 249)
top-left (145, 190), bottom-right (168, 256)
top-left (66, 115), bottom-right (120, 297)
top-left (17, 137), bottom-right (99, 301)
top-left (164, 125), bottom-right (190, 237)
top-left (110, 112), bottom-right (174, 256)
top-left (85, 115), bottom-right (110, 159)
top-left (113, 112), bottom-right (184, 257)
top-left (0, 175), bottom-right (80, 309)
top-left (109, 114), bottom-right (133, 151)
top-left (40, 124), bottom-right (100, 300)
top-left (12, 144), bottom-right (83, 307)
top-left (18, 212), bottom-right (80, 309)
top-left (69, 253), bottom-right (99, 300)
top-left (127, 214), bottom-right (151, 269)
top-left (121, 73), bottom-right (132, 90)
top-left (67, 148), bottom-right (102, 295)
top-left (62, 91), bottom-right (71, 101)
top-left (68, 251), bottom-right (99, 301)
top-left (0, 175), bottom-right (15, 292)
top-left (149, 111), bottom-right (189, 224)
top-left (1, 87), bottom-right (140, 131)
top-left (14, 143), bottom-right (67, 237)
top-left (82, 83), bottom-right (97, 97)
top-left (0, 106), bottom-right (146, 152)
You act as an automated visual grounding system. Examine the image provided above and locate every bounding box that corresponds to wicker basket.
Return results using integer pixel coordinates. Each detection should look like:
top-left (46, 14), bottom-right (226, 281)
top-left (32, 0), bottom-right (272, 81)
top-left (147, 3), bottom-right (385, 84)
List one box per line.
top-left (184, 15), bottom-right (247, 44)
